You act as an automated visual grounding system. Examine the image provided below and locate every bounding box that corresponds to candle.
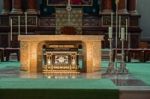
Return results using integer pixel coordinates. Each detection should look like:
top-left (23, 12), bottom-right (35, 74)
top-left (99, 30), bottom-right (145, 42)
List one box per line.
top-left (25, 12), bottom-right (27, 35)
top-left (126, 19), bottom-right (128, 40)
top-left (121, 27), bottom-right (125, 40)
top-left (108, 27), bottom-right (112, 39)
top-left (18, 16), bottom-right (20, 35)
top-left (111, 12), bottom-right (113, 27)
top-left (10, 18), bottom-right (12, 41)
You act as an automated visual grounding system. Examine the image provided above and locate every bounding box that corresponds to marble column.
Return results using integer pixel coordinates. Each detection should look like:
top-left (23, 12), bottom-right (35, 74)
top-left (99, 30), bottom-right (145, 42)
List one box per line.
top-left (102, 0), bottom-right (112, 14)
top-left (1, 0), bottom-right (11, 14)
top-left (11, 0), bottom-right (23, 14)
top-left (128, 0), bottom-right (137, 14)
top-left (118, 0), bottom-right (128, 14)
top-left (27, 0), bottom-right (38, 14)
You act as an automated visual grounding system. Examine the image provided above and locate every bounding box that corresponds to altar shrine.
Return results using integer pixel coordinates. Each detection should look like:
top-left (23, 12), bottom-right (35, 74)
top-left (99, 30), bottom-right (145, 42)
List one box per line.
top-left (18, 35), bottom-right (104, 73)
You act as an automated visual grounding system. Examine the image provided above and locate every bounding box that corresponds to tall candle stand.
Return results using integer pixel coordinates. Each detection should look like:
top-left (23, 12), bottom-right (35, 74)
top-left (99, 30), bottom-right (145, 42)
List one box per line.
top-left (118, 28), bottom-right (128, 73)
top-left (25, 12), bottom-right (27, 35)
top-left (18, 16), bottom-right (20, 35)
top-left (106, 27), bottom-right (115, 73)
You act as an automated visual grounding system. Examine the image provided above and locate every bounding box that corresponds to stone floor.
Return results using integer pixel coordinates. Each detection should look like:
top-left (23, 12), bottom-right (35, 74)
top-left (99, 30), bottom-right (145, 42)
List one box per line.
top-left (0, 63), bottom-right (148, 87)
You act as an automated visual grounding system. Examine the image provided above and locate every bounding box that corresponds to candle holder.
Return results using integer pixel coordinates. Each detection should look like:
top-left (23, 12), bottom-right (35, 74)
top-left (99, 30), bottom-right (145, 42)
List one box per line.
top-left (106, 38), bottom-right (116, 73)
top-left (118, 37), bottom-right (128, 74)
top-left (24, 12), bottom-right (28, 35)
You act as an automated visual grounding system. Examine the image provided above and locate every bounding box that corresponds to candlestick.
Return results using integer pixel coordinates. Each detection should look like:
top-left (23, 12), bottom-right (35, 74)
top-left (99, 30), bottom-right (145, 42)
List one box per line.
top-left (121, 27), bottom-right (125, 40)
top-left (111, 12), bottom-right (113, 27)
top-left (10, 18), bottom-right (12, 41)
top-left (126, 19), bottom-right (128, 40)
top-left (119, 16), bottom-right (121, 38)
top-left (108, 27), bottom-right (112, 39)
top-left (25, 12), bottom-right (27, 35)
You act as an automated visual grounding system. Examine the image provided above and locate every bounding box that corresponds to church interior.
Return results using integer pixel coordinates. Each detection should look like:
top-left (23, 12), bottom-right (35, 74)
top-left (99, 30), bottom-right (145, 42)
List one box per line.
top-left (0, 0), bottom-right (150, 99)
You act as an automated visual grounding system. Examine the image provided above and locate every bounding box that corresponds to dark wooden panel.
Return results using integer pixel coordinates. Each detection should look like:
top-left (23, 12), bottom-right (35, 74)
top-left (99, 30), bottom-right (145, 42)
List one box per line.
top-left (0, 34), bottom-right (8, 47)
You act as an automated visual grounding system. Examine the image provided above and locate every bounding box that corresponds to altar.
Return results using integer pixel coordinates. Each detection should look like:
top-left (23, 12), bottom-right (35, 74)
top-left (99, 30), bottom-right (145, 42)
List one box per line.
top-left (18, 35), bottom-right (104, 73)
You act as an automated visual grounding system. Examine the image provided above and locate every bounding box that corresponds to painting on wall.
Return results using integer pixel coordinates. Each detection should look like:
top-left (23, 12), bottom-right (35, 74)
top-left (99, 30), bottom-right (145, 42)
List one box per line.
top-left (47, 0), bottom-right (93, 6)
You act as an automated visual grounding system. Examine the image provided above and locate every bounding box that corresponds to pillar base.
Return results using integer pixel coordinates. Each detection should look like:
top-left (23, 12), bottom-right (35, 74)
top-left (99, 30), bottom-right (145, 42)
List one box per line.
top-left (11, 8), bottom-right (23, 14)
top-left (129, 10), bottom-right (138, 15)
top-left (1, 9), bottom-right (9, 15)
top-left (102, 10), bottom-right (112, 14)
top-left (27, 9), bottom-right (38, 14)
top-left (118, 9), bottom-right (128, 14)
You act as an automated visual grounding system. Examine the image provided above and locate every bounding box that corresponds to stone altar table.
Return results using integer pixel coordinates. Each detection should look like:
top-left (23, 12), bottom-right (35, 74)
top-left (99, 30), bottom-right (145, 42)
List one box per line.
top-left (18, 35), bottom-right (104, 73)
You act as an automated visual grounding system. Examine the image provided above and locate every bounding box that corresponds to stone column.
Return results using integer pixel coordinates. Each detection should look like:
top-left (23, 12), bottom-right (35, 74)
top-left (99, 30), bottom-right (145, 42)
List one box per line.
top-left (27, 0), bottom-right (38, 14)
top-left (11, 0), bottom-right (23, 14)
top-left (1, 0), bottom-right (11, 14)
top-left (128, 0), bottom-right (137, 14)
top-left (118, 0), bottom-right (128, 14)
top-left (102, 0), bottom-right (112, 13)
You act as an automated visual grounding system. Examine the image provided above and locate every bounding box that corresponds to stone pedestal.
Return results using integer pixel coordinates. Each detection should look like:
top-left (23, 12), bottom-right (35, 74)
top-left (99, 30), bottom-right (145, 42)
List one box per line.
top-left (102, 0), bottom-right (112, 14)
top-left (128, 0), bottom-right (137, 14)
top-left (118, 0), bottom-right (128, 14)
top-left (1, 0), bottom-right (11, 14)
top-left (11, 0), bottom-right (23, 14)
top-left (27, 0), bottom-right (38, 14)
top-left (18, 35), bottom-right (104, 73)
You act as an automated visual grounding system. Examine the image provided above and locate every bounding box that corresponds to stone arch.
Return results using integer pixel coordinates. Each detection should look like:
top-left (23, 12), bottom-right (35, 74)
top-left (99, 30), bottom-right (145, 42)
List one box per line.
top-left (37, 41), bottom-right (46, 72)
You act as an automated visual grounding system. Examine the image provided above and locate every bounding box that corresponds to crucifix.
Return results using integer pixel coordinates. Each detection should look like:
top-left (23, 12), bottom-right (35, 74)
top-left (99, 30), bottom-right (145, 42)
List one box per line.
top-left (66, 0), bottom-right (72, 25)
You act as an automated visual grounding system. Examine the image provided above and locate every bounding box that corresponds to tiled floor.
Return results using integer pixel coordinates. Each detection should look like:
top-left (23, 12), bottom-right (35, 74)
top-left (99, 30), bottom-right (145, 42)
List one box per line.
top-left (0, 62), bottom-right (148, 87)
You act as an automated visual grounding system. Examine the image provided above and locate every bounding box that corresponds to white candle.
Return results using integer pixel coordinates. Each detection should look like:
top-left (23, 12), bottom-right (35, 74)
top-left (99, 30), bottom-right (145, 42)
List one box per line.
top-left (10, 18), bottom-right (13, 41)
top-left (121, 27), bottom-right (125, 40)
top-left (25, 12), bottom-right (27, 35)
top-left (18, 16), bottom-right (20, 35)
top-left (108, 27), bottom-right (112, 39)
top-left (126, 19), bottom-right (128, 40)
top-left (111, 12), bottom-right (113, 27)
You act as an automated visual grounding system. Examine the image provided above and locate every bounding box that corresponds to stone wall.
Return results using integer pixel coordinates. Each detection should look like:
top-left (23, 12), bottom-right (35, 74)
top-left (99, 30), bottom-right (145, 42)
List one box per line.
top-left (137, 0), bottom-right (150, 40)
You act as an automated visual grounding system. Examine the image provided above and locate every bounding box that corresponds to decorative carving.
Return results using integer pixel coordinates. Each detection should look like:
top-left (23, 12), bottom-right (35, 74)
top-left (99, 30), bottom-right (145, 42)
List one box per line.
top-left (39, 17), bottom-right (56, 27)
top-left (120, 16), bottom-right (128, 26)
top-left (55, 8), bottom-right (82, 34)
top-left (102, 15), bottom-right (111, 26)
top-left (10, 16), bottom-right (37, 26)
top-left (44, 51), bottom-right (78, 70)
top-left (83, 16), bottom-right (100, 27)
